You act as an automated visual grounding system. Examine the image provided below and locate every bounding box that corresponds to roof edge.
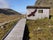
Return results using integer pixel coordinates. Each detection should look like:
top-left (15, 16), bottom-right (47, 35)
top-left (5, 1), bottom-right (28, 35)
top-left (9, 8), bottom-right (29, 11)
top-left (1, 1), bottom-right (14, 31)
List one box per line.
top-left (27, 6), bottom-right (50, 9)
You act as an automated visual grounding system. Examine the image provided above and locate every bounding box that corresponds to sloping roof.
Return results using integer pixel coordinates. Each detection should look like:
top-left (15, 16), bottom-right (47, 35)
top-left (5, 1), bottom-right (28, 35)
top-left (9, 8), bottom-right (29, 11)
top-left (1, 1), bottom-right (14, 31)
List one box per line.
top-left (27, 6), bottom-right (50, 9)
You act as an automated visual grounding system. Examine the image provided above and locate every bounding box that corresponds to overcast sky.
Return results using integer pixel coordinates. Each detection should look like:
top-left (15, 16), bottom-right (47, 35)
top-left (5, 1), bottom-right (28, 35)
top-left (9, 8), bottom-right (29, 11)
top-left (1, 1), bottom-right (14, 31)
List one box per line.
top-left (0, 0), bottom-right (36, 14)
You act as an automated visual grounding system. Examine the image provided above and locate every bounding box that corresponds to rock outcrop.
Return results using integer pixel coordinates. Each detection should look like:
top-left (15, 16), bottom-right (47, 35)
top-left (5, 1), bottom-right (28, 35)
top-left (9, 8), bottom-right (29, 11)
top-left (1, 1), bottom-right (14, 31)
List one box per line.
top-left (35, 0), bottom-right (53, 15)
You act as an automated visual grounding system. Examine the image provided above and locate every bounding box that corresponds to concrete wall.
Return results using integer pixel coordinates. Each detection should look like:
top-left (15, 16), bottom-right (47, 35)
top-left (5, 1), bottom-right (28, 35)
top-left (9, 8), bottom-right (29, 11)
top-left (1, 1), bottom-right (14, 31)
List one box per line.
top-left (26, 9), bottom-right (50, 20)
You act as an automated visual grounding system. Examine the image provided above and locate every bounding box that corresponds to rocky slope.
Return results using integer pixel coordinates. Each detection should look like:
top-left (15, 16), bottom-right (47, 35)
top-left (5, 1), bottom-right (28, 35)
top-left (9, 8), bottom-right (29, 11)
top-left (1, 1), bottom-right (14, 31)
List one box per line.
top-left (35, 0), bottom-right (53, 15)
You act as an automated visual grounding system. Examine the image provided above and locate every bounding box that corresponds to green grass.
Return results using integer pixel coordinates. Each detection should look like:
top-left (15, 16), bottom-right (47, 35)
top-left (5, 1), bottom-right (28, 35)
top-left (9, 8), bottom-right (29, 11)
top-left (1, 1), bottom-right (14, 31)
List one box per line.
top-left (0, 19), bottom-right (19, 40)
top-left (26, 18), bottom-right (53, 40)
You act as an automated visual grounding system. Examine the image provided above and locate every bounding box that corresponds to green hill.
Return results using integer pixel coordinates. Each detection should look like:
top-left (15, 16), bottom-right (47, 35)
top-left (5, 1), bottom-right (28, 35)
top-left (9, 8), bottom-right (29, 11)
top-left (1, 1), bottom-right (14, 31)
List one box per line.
top-left (0, 8), bottom-right (21, 15)
top-left (0, 8), bottom-right (22, 23)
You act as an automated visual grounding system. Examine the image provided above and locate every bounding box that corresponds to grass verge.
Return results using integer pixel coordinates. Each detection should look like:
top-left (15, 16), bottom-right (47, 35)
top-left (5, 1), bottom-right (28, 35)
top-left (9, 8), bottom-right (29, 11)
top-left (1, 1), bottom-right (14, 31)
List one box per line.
top-left (0, 19), bottom-right (19, 40)
top-left (26, 18), bottom-right (53, 40)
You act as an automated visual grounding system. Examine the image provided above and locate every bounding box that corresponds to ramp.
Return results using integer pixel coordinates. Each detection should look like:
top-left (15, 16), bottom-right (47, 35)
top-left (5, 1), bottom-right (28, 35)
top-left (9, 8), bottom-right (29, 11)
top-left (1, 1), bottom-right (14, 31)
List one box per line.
top-left (4, 18), bottom-right (26, 40)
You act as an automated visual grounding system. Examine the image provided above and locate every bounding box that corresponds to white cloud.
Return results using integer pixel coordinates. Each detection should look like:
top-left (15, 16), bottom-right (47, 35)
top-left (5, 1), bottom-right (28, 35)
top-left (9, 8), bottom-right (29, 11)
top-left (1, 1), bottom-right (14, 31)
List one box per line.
top-left (0, 0), bottom-right (10, 8)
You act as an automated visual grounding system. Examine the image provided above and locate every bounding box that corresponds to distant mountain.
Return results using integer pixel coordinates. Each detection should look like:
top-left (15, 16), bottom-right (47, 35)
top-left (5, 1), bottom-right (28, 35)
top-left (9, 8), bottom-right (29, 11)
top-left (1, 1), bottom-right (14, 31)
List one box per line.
top-left (0, 8), bottom-right (22, 15)
top-left (35, 0), bottom-right (53, 15)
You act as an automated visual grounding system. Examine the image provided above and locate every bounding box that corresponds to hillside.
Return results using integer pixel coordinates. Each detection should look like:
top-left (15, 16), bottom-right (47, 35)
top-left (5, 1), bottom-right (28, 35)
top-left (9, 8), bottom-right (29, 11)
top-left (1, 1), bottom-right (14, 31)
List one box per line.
top-left (26, 18), bottom-right (53, 40)
top-left (35, 0), bottom-right (53, 15)
top-left (0, 8), bottom-right (21, 15)
top-left (0, 8), bottom-right (22, 23)
top-left (35, 0), bottom-right (52, 7)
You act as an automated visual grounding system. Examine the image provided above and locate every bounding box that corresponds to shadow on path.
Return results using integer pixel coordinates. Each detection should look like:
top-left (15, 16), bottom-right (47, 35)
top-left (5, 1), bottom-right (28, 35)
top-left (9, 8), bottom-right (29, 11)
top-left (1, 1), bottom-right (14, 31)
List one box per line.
top-left (23, 24), bottom-right (30, 40)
